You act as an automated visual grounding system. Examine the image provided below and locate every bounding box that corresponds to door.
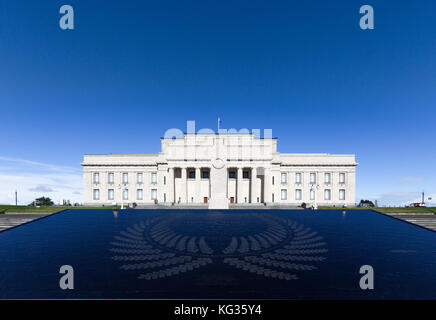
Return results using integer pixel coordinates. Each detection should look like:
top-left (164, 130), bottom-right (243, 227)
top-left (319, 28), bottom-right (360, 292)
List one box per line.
top-left (230, 197), bottom-right (235, 204)
top-left (204, 197), bottom-right (208, 204)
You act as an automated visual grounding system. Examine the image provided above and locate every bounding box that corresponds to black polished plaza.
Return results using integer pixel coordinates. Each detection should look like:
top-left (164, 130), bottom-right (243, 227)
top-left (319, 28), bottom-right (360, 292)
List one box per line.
top-left (0, 209), bottom-right (435, 299)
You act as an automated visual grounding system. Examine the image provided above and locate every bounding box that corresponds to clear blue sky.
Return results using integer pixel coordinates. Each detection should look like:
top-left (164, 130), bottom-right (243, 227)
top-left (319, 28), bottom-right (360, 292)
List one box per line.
top-left (0, 0), bottom-right (435, 205)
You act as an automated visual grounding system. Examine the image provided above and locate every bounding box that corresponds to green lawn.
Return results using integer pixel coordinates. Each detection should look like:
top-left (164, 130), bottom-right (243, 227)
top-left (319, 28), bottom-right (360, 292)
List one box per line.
top-left (1, 205), bottom-right (435, 214)
top-left (319, 206), bottom-right (436, 214)
top-left (0, 205), bottom-right (120, 213)
top-left (373, 207), bottom-right (436, 214)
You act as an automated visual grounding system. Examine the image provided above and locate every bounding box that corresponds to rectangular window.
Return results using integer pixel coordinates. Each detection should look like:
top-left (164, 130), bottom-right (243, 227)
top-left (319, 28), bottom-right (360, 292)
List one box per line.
top-left (295, 189), bottom-right (302, 200)
top-left (151, 172), bottom-right (157, 183)
top-left (108, 189), bottom-right (114, 201)
top-left (164, 176), bottom-right (166, 185)
top-left (229, 171), bottom-right (236, 179)
top-left (281, 189), bottom-right (287, 200)
top-left (339, 173), bottom-right (346, 184)
top-left (93, 189), bottom-right (100, 200)
top-left (151, 189), bottom-right (157, 200)
top-left (122, 173), bottom-right (128, 184)
top-left (324, 173), bottom-right (331, 184)
top-left (188, 171), bottom-right (195, 179)
top-left (324, 189), bottom-right (331, 200)
top-left (281, 173), bottom-right (287, 184)
top-left (202, 171), bottom-right (210, 179)
top-left (310, 189), bottom-right (315, 200)
top-left (93, 172), bottom-right (99, 184)
top-left (243, 171), bottom-right (249, 179)
top-left (339, 189), bottom-right (346, 200)
top-left (137, 173), bottom-right (143, 184)
top-left (295, 173), bottom-right (302, 184)
top-left (310, 173), bottom-right (316, 184)
top-left (137, 189), bottom-right (143, 200)
top-left (108, 172), bottom-right (114, 184)
top-left (122, 189), bottom-right (128, 200)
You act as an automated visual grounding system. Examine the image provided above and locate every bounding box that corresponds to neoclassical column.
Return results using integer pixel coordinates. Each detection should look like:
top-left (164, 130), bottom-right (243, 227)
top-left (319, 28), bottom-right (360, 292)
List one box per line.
top-left (237, 167), bottom-right (243, 203)
top-left (180, 167), bottom-right (187, 203)
top-left (195, 167), bottom-right (201, 203)
top-left (264, 167), bottom-right (271, 203)
top-left (250, 167), bottom-right (257, 203)
top-left (168, 167), bottom-right (175, 203)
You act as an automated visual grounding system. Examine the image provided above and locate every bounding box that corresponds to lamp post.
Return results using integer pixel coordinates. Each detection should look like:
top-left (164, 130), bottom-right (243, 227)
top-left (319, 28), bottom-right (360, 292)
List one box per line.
top-left (118, 184), bottom-right (126, 210)
top-left (310, 184), bottom-right (320, 210)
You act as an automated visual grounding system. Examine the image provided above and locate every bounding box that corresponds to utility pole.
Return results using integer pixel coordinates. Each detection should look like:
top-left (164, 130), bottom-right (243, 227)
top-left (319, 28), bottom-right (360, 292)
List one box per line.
top-left (15, 190), bottom-right (18, 206)
top-left (422, 191), bottom-right (425, 204)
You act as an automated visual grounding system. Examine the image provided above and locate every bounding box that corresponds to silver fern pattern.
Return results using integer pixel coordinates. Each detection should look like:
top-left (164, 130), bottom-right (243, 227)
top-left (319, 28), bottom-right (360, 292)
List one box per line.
top-left (110, 213), bottom-right (327, 281)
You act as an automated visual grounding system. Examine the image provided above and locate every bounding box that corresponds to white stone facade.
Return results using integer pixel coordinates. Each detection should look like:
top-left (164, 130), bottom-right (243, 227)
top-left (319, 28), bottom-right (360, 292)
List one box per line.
top-left (82, 133), bottom-right (357, 207)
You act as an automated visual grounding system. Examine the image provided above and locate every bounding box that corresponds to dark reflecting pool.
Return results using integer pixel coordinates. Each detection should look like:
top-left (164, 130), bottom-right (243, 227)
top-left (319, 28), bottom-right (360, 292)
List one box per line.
top-left (0, 209), bottom-right (435, 299)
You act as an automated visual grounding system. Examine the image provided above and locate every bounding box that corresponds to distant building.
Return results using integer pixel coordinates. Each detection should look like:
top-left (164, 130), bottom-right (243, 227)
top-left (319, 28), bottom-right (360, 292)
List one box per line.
top-left (82, 133), bottom-right (357, 208)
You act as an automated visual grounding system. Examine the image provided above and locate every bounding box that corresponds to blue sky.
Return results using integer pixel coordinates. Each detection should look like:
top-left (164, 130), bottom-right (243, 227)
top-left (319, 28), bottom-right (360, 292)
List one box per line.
top-left (0, 1), bottom-right (435, 205)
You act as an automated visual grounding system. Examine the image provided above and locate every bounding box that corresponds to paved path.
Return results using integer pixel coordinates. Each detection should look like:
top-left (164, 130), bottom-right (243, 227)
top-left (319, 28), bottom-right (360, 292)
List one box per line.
top-left (0, 213), bottom-right (51, 232)
top-left (391, 214), bottom-right (436, 231)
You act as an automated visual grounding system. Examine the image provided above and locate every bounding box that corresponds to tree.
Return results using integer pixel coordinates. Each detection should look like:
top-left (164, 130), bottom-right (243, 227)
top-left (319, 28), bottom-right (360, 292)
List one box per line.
top-left (32, 197), bottom-right (54, 206)
top-left (358, 199), bottom-right (375, 208)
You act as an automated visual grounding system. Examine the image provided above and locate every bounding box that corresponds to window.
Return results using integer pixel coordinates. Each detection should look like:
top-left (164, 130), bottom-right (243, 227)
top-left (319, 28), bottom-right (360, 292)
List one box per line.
top-left (93, 189), bottom-right (100, 200)
top-left (324, 189), bottom-right (331, 200)
top-left (93, 173), bottom-right (99, 184)
top-left (339, 189), bottom-right (346, 200)
top-left (164, 176), bottom-right (166, 185)
top-left (137, 173), bottom-right (143, 184)
top-left (272, 176), bottom-right (274, 185)
top-left (122, 189), bottom-right (128, 200)
top-left (295, 189), bottom-right (302, 200)
top-left (243, 171), bottom-right (249, 179)
top-left (295, 173), bottom-right (302, 184)
top-left (122, 173), bottom-right (128, 184)
top-left (310, 189), bottom-right (315, 200)
top-left (310, 173), bottom-right (316, 184)
top-left (281, 173), bottom-right (287, 184)
top-left (281, 189), bottom-right (287, 200)
top-left (229, 171), bottom-right (236, 179)
top-left (202, 171), bottom-right (210, 179)
top-left (137, 189), bottom-right (143, 200)
top-left (108, 172), bottom-right (114, 184)
top-left (151, 189), bottom-right (157, 200)
top-left (108, 189), bottom-right (114, 201)
top-left (324, 173), bottom-right (331, 184)
top-left (151, 172), bottom-right (157, 183)
top-left (188, 171), bottom-right (195, 179)
top-left (339, 173), bottom-right (346, 184)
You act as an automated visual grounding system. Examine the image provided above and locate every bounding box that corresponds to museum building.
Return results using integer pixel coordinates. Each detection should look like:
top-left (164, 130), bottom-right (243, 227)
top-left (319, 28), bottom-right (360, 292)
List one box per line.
top-left (82, 133), bottom-right (357, 208)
